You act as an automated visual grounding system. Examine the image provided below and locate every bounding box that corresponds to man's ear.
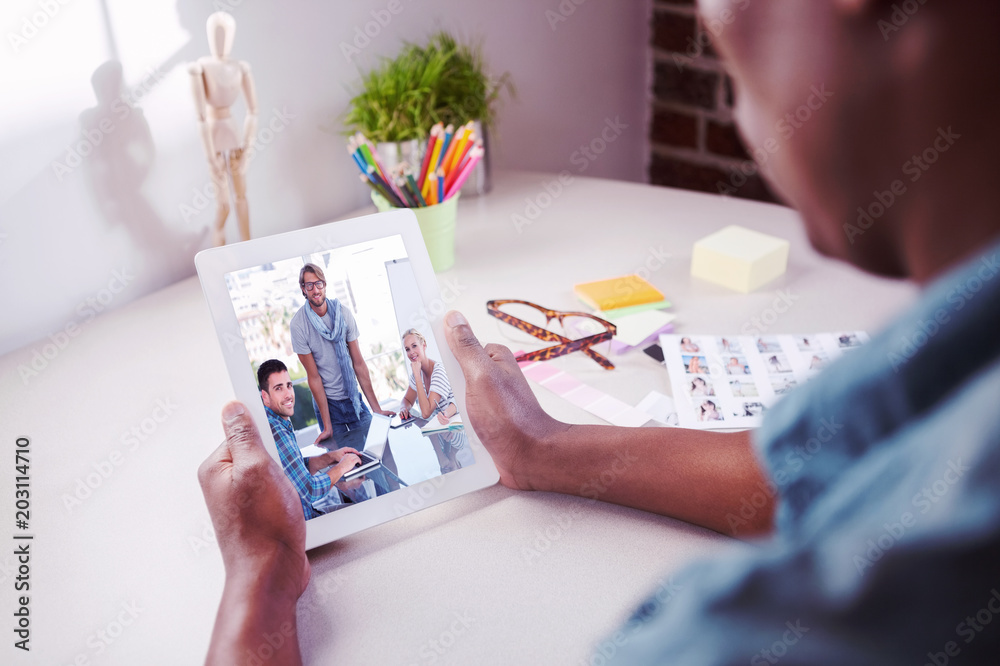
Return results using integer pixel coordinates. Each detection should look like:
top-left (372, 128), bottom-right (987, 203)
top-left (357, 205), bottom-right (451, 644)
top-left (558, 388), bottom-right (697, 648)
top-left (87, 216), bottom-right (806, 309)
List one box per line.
top-left (260, 389), bottom-right (270, 409)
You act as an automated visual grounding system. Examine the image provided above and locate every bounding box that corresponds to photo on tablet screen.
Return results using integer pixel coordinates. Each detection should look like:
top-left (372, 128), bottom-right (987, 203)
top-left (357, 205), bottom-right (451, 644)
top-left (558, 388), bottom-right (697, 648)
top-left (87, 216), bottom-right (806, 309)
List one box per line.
top-left (223, 233), bottom-right (475, 521)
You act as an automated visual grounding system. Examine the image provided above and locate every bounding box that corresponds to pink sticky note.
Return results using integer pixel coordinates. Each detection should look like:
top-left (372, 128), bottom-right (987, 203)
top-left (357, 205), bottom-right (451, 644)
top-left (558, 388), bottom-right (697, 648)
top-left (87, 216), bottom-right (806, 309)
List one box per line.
top-left (523, 363), bottom-right (562, 384)
top-left (542, 372), bottom-right (584, 395)
top-left (564, 385), bottom-right (605, 408)
top-left (587, 395), bottom-right (630, 422)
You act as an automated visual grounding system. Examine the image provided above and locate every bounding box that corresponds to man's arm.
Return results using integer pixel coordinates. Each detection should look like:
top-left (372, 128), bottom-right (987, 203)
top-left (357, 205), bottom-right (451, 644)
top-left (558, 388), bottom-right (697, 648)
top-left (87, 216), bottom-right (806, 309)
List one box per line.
top-left (199, 402), bottom-right (307, 665)
top-left (298, 353), bottom-right (334, 445)
top-left (443, 311), bottom-right (774, 538)
top-left (347, 339), bottom-right (393, 416)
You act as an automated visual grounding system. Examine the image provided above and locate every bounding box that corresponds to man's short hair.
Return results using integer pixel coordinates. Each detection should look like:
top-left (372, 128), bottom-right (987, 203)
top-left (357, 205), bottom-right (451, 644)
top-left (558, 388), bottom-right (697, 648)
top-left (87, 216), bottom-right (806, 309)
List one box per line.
top-left (258, 359), bottom-right (288, 392)
top-left (299, 263), bottom-right (326, 293)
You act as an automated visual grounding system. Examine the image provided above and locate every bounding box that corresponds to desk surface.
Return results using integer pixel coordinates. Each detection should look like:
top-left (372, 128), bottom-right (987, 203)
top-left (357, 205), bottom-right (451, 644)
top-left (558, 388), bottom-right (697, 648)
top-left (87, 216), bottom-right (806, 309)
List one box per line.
top-left (0, 172), bottom-right (917, 665)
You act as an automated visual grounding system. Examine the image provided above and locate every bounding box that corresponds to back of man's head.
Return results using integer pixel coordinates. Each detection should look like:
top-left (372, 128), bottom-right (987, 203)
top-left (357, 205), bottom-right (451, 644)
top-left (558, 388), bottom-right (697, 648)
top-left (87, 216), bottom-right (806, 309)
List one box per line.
top-left (699, 0), bottom-right (1000, 282)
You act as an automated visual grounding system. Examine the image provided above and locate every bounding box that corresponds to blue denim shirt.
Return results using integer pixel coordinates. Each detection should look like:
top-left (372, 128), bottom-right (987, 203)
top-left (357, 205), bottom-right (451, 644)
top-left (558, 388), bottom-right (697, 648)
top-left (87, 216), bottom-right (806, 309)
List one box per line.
top-left (609, 240), bottom-right (1000, 664)
top-left (265, 405), bottom-right (336, 520)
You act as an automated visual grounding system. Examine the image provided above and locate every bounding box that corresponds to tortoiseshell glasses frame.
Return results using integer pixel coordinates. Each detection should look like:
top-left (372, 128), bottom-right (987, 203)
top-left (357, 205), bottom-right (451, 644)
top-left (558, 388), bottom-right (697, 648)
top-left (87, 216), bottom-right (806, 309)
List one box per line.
top-left (486, 299), bottom-right (618, 370)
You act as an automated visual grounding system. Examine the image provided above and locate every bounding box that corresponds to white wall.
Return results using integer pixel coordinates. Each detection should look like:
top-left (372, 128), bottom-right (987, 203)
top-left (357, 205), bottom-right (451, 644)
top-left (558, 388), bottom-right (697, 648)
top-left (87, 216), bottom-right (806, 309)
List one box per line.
top-left (0, 0), bottom-right (651, 356)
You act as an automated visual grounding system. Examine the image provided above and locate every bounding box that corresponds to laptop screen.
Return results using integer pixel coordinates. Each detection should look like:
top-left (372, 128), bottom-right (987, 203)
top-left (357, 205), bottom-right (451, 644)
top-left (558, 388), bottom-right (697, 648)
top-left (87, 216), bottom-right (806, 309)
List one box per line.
top-left (363, 413), bottom-right (391, 459)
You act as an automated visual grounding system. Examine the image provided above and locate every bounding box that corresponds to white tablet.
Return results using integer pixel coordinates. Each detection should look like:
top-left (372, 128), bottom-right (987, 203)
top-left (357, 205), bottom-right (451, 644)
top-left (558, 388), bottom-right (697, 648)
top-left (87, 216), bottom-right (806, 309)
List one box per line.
top-left (195, 209), bottom-right (498, 549)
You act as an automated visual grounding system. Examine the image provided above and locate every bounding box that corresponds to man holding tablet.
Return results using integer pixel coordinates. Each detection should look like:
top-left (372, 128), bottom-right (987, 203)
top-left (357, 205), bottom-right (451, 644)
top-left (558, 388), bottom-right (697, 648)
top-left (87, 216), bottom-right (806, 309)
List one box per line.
top-left (198, 0), bottom-right (1000, 663)
top-left (291, 263), bottom-right (394, 448)
top-left (258, 359), bottom-right (368, 519)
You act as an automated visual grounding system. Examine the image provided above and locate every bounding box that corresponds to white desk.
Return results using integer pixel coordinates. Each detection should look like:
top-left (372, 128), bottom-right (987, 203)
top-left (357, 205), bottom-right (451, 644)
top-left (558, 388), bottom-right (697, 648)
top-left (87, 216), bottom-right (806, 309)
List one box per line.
top-left (0, 172), bottom-right (917, 665)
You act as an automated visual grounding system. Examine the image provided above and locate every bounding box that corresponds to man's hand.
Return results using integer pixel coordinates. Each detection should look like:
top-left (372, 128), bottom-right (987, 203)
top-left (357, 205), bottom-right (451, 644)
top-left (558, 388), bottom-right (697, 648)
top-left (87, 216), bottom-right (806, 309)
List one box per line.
top-left (325, 447), bottom-right (359, 464)
top-left (313, 426), bottom-right (334, 446)
top-left (376, 409), bottom-right (396, 417)
top-left (198, 401), bottom-right (307, 665)
top-left (444, 311), bottom-right (568, 491)
top-left (326, 453), bottom-right (362, 485)
top-left (198, 401), bottom-right (309, 596)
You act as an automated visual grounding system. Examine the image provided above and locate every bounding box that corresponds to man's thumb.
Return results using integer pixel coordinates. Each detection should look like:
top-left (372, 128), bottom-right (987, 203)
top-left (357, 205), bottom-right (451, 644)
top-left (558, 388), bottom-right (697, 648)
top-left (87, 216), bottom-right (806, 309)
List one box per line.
top-left (445, 310), bottom-right (489, 370)
top-left (222, 401), bottom-right (265, 459)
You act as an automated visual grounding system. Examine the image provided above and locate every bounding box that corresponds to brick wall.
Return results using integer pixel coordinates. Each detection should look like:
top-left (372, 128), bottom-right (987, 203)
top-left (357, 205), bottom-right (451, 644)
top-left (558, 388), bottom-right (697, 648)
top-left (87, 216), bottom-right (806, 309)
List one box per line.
top-left (648, 0), bottom-right (781, 204)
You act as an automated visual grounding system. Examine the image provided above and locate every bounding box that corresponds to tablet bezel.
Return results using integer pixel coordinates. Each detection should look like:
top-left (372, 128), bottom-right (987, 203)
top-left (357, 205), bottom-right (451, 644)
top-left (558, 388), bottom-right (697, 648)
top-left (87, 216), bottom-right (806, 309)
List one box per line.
top-left (195, 209), bottom-right (498, 549)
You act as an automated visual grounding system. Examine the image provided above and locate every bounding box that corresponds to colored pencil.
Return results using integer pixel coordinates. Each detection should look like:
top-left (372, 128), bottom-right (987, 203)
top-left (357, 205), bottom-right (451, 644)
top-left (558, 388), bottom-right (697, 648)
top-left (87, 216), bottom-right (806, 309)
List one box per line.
top-left (424, 131), bottom-right (445, 190)
top-left (418, 123), bottom-right (442, 186)
top-left (406, 173), bottom-right (427, 207)
top-left (440, 123), bottom-right (465, 175)
top-left (428, 173), bottom-right (439, 205)
top-left (435, 124), bottom-right (454, 172)
top-left (445, 146), bottom-right (483, 199)
top-left (367, 166), bottom-right (404, 207)
top-left (444, 139), bottom-right (479, 193)
top-left (447, 122), bottom-right (473, 172)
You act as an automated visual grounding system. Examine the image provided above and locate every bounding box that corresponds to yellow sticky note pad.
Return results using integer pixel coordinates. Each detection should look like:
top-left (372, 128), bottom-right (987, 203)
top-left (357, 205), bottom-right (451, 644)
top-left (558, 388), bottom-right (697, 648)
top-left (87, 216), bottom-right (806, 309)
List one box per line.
top-left (691, 225), bottom-right (789, 293)
top-left (574, 274), bottom-right (665, 311)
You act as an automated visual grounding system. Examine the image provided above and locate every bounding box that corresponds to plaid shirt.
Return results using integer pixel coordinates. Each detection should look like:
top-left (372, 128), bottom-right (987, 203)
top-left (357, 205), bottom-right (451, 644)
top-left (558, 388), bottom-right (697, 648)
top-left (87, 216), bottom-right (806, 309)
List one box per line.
top-left (265, 406), bottom-right (341, 520)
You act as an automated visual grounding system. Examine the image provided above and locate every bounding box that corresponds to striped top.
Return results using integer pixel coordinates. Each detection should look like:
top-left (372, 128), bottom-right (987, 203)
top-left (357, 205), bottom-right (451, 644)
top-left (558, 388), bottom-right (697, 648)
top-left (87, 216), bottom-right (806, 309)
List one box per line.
top-left (408, 361), bottom-right (454, 414)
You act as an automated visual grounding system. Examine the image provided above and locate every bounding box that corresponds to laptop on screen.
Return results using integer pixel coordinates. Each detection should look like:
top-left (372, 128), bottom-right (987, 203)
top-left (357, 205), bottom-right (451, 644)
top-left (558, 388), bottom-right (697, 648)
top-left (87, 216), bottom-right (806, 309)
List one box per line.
top-left (341, 413), bottom-right (391, 481)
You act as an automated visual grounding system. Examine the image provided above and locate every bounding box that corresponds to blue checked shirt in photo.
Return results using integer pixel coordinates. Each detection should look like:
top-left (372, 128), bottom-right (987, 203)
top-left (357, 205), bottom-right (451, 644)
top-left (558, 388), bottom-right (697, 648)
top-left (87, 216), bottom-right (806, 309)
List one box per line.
top-left (607, 238), bottom-right (1000, 665)
top-left (265, 405), bottom-right (343, 520)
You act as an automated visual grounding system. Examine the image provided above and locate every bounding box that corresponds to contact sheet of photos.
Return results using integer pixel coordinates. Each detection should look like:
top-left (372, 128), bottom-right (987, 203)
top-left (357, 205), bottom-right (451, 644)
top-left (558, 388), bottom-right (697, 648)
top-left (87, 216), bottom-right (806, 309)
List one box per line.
top-left (659, 332), bottom-right (868, 429)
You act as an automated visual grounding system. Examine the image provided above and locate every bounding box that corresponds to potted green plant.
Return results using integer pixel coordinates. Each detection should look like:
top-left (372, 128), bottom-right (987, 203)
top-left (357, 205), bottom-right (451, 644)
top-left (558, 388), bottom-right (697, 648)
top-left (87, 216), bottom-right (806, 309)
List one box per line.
top-left (344, 31), bottom-right (514, 195)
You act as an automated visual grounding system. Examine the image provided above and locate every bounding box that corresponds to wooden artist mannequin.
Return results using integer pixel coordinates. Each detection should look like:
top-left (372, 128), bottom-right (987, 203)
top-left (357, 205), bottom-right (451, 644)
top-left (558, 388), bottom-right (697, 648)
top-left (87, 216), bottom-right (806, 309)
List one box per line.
top-left (188, 11), bottom-right (257, 246)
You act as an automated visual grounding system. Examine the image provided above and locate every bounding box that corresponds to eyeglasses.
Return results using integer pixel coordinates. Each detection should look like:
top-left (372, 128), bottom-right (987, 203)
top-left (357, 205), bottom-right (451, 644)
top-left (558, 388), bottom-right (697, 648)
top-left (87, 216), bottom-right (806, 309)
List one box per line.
top-left (303, 280), bottom-right (326, 292)
top-left (487, 299), bottom-right (617, 370)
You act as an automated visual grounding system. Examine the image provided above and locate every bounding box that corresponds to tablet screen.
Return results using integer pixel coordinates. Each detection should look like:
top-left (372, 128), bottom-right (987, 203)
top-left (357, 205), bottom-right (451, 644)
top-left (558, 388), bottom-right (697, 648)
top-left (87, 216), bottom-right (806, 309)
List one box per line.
top-left (223, 234), bottom-right (475, 520)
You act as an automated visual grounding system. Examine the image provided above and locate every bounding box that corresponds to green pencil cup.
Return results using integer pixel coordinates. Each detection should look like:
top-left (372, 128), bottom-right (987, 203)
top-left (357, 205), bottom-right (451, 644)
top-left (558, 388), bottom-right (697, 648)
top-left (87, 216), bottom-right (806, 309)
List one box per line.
top-left (372, 192), bottom-right (460, 272)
